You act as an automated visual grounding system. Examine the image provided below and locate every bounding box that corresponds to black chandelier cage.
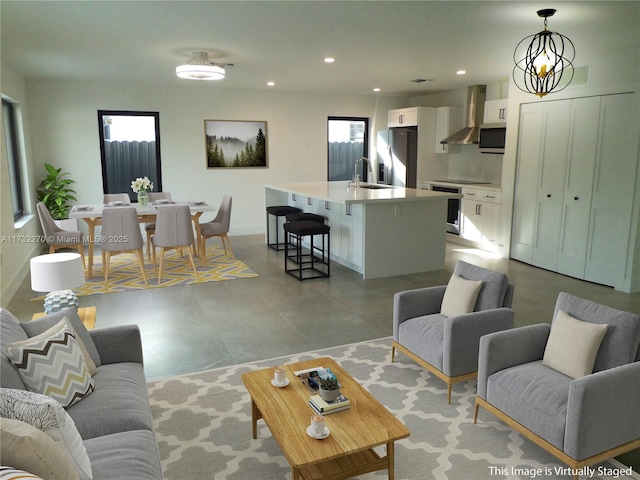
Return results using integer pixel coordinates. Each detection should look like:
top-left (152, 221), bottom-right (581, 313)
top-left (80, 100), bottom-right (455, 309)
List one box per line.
top-left (513, 9), bottom-right (575, 97)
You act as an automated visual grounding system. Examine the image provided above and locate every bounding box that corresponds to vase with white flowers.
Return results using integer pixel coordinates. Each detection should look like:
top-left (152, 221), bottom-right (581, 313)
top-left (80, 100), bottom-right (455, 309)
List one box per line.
top-left (131, 176), bottom-right (154, 206)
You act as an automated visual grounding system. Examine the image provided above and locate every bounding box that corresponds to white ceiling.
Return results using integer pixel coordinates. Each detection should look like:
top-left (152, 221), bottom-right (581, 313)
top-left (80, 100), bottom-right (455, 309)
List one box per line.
top-left (2, 1), bottom-right (638, 97)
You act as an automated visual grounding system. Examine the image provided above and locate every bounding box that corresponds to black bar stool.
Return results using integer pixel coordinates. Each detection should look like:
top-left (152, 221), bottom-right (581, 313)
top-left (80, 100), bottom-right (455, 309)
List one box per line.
top-left (284, 220), bottom-right (330, 280)
top-left (266, 206), bottom-right (302, 251)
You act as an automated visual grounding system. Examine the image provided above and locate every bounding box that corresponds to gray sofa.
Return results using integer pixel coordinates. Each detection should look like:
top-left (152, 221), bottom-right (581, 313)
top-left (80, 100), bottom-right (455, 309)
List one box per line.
top-left (474, 292), bottom-right (640, 477)
top-left (1, 307), bottom-right (162, 479)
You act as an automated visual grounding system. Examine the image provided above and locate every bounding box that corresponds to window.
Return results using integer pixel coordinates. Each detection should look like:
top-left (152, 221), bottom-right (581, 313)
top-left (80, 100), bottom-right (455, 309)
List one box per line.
top-left (97, 110), bottom-right (162, 202)
top-left (327, 117), bottom-right (369, 182)
top-left (3, 99), bottom-right (25, 220)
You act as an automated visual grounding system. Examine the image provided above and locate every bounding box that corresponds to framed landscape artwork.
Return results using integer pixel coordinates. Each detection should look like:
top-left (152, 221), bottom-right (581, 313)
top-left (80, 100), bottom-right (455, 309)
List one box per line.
top-left (204, 120), bottom-right (268, 168)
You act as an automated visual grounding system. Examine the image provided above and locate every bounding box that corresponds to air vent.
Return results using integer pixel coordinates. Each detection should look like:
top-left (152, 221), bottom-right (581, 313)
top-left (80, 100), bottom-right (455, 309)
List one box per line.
top-left (410, 78), bottom-right (434, 83)
top-left (561, 65), bottom-right (589, 88)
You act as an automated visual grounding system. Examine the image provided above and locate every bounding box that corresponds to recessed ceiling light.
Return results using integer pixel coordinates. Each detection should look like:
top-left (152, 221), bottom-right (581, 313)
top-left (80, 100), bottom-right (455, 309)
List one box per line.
top-left (267, 81), bottom-right (275, 87)
top-left (373, 88), bottom-right (381, 92)
top-left (324, 57), bottom-right (335, 63)
top-left (456, 70), bottom-right (467, 75)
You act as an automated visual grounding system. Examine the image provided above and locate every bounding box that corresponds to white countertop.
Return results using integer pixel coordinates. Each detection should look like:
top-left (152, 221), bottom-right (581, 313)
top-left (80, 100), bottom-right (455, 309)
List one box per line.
top-left (266, 181), bottom-right (460, 205)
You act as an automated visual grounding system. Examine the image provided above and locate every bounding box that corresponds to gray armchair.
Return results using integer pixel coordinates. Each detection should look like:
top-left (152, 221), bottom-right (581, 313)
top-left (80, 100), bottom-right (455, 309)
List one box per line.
top-left (474, 292), bottom-right (640, 478)
top-left (391, 260), bottom-right (514, 403)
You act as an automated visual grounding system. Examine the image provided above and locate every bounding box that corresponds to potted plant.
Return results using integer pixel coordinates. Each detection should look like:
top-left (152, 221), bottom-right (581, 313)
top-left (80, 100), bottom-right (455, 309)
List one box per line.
top-left (36, 163), bottom-right (78, 228)
top-left (318, 376), bottom-right (341, 402)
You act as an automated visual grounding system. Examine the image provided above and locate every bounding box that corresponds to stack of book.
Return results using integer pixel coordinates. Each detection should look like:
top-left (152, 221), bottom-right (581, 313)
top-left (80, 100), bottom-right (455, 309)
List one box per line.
top-left (309, 393), bottom-right (350, 415)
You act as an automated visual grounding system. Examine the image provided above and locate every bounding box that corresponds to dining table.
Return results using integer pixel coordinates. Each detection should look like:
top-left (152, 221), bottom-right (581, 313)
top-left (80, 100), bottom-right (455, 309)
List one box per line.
top-left (69, 200), bottom-right (215, 278)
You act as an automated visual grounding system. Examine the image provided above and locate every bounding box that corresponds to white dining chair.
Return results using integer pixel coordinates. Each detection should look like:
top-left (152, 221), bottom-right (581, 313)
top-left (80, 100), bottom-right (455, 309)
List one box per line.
top-left (152, 205), bottom-right (199, 283)
top-left (100, 207), bottom-right (148, 288)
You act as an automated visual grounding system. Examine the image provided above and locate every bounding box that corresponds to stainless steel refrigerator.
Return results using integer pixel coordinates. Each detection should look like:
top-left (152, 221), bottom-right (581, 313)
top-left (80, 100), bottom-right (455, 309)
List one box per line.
top-left (376, 127), bottom-right (418, 188)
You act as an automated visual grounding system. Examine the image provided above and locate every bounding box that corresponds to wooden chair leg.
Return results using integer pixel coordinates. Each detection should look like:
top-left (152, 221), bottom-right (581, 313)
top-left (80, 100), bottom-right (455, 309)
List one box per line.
top-left (77, 243), bottom-right (86, 268)
top-left (186, 247), bottom-right (200, 281)
top-left (447, 384), bottom-right (453, 405)
top-left (146, 230), bottom-right (152, 260)
top-left (135, 248), bottom-right (148, 286)
top-left (473, 402), bottom-right (480, 423)
top-left (152, 242), bottom-right (157, 274)
top-left (391, 346), bottom-right (396, 362)
top-left (158, 248), bottom-right (165, 284)
top-left (201, 236), bottom-right (208, 266)
top-left (103, 251), bottom-right (111, 288)
top-left (222, 234), bottom-right (233, 257)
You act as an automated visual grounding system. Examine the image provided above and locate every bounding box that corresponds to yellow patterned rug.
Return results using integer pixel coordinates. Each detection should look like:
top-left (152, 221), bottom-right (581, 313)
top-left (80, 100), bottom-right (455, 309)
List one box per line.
top-left (33, 246), bottom-right (258, 299)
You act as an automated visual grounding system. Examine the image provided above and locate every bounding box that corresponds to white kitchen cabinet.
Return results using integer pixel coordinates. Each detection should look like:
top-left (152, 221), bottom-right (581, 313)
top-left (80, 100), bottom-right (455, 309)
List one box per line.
top-left (388, 107), bottom-right (419, 128)
top-left (483, 99), bottom-right (508, 123)
top-left (435, 106), bottom-right (463, 153)
top-left (510, 93), bottom-right (638, 289)
top-left (461, 188), bottom-right (501, 246)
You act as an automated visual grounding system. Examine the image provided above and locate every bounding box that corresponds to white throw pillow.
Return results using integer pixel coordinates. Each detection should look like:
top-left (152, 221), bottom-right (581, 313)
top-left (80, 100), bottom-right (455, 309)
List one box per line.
top-left (0, 389), bottom-right (92, 480)
top-left (0, 418), bottom-right (78, 480)
top-left (441, 274), bottom-right (483, 317)
top-left (6, 323), bottom-right (95, 408)
top-left (543, 310), bottom-right (608, 379)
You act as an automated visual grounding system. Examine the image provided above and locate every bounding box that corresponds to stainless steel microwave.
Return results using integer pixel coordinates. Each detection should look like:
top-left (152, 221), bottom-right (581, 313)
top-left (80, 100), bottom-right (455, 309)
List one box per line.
top-left (478, 123), bottom-right (506, 154)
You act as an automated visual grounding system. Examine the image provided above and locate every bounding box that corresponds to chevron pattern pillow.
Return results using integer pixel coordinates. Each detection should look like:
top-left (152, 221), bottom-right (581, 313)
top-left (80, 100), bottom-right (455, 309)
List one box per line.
top-left (6, 324), bottom-right (95, 408)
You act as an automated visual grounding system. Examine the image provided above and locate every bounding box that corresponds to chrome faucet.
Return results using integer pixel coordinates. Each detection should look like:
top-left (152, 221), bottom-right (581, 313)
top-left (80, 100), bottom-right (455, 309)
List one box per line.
top-left (350, 157), bottom-right (371, 187)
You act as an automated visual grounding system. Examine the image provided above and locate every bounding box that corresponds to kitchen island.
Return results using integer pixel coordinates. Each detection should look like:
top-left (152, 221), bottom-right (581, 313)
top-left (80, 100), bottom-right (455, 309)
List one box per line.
top-left (265, 181), bottom-right (460, 279)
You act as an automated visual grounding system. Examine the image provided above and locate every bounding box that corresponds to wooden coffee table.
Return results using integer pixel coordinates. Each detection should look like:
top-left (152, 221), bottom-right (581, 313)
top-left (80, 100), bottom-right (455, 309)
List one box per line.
top-left (241, 357), bottom-right (409, 480)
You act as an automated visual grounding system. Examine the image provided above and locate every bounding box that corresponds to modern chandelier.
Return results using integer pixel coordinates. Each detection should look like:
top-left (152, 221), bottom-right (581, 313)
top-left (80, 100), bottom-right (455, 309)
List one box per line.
top-left (176, 52), bottom-right (226, 81)
top-left (513, 9), bottom-right (575, 97)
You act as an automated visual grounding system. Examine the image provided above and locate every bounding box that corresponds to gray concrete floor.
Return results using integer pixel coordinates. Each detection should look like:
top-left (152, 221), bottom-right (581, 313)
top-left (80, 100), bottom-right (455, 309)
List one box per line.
top-left (9, 234), bottom-right (640, 380)
top-left (7, 234), bottom-right (640, 469)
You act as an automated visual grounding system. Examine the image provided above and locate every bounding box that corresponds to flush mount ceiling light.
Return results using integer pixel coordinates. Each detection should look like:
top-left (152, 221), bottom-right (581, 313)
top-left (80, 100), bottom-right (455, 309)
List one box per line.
top-left (513, 9), bottom-right (575, 97)
top-left (176, 52), bottom-right (226, 80)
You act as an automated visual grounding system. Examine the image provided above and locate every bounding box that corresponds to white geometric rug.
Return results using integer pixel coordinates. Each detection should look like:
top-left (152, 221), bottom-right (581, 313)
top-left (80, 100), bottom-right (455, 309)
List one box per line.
top-left (147, 338), bottom-right (638, 480)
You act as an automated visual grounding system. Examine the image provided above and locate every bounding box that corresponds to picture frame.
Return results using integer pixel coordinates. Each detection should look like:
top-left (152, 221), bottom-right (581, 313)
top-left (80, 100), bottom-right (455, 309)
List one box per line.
top-left (204, 120), bottom-right (268, 168)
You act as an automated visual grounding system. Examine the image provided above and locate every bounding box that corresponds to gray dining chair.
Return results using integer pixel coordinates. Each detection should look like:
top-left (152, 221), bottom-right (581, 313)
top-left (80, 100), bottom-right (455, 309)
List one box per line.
top-left (145, 192), bottom-right (173, 259)
top-left (152, 205), bottom-right (199, 283)
top-left (100, 206), bottom-right (148, 288)
top-left (198, 195), bottom-right (233, 266)
top-left (103, 193), bottom-right (131, 204)
top-left (36, 202), bottom-right (86, 267)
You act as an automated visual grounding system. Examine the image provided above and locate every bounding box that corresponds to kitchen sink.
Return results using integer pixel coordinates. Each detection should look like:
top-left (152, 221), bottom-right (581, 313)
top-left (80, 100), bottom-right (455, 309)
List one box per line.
top-left (358, 184), bottom-right (392, 189)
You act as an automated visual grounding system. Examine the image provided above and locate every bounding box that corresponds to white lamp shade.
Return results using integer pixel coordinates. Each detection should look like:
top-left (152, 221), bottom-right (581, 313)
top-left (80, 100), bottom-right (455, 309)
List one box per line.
top-left (31, 253), bottom-right (85, 292)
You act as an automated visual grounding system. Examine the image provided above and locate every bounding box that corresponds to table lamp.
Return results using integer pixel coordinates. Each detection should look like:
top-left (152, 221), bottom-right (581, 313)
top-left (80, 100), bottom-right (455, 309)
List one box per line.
top-left (31, 252), bottom-right (85, 314)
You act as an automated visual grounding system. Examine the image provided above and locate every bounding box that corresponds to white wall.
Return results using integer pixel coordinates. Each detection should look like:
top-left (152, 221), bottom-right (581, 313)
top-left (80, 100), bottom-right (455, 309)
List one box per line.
top-left (1, 62), bottom-right (41, 305)
top-left (24, 79), bottom-right (405, 237)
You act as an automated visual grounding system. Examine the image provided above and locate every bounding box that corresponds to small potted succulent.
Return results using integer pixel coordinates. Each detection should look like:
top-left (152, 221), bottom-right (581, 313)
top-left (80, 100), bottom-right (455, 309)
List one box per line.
top-left (318, 376), bottom-right (341, 402)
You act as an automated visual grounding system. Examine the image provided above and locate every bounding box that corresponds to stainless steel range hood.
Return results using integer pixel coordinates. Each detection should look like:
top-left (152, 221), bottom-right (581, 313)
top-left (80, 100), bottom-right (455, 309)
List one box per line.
top-left (441, 85), bottom-right (487, 145)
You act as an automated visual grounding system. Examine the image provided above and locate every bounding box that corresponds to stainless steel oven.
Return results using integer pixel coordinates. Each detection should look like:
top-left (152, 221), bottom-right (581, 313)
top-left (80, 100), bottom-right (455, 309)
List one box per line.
top-left (429, 184), bottom-right (462, 235)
